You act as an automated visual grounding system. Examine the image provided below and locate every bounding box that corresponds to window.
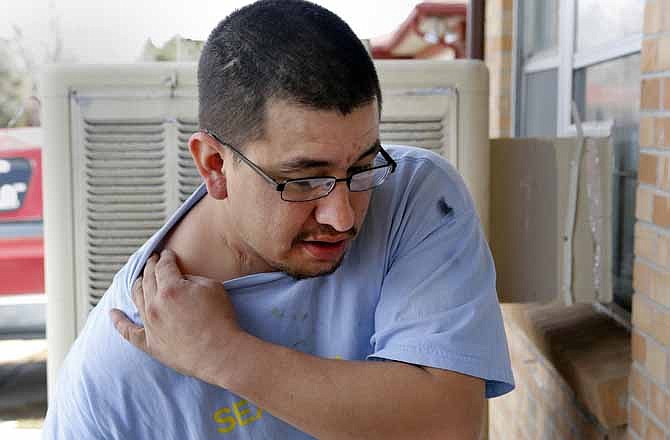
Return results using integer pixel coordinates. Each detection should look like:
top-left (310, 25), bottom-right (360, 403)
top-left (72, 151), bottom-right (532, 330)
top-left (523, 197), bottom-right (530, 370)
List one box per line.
top-left (516, 0), bottom-right (559, 137)
top-left (523, 0), bottom-right (559, 58)
top-left (575, 0), bottom-right (644, 52)
top-left (521, 69), bottom-right (558, 136)
top-left (515, 0), bottom-right (643, 309)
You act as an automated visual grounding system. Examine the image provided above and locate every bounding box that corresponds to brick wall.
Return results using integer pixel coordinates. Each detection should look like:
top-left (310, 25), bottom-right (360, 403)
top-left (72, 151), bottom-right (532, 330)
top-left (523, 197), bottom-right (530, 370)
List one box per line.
top-left (483, 1), bottom-right (670, 437)
top-left (629, 1), bottom-right (670, 438)
top-left (484, 0), bottom-right (514, 138)
top-left (490, 315), bottom-right (598, 439)
top-left (490, 304), bottom-right (629, 439)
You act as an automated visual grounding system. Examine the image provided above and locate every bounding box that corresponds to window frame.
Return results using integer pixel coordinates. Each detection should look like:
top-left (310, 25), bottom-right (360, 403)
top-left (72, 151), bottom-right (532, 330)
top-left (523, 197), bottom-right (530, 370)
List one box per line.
top-left (513, 0), bottom-right (642, 137)
top-left (512, 0), bottom-right (643, 309)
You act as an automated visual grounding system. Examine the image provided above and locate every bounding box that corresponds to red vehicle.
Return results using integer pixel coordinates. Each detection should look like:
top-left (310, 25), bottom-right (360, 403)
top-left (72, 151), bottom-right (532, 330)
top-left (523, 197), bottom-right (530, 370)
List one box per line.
top-left (0, 127), bottom-right (45, 333)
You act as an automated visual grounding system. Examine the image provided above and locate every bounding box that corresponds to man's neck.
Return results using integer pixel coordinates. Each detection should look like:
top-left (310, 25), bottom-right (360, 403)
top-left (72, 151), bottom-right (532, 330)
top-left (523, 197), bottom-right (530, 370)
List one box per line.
top-left (160, 195), bottom-right (271, 283)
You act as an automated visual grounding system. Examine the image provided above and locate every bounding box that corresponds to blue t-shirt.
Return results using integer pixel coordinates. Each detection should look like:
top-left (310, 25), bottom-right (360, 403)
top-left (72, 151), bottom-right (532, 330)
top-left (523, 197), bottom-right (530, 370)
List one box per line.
top-left (43, 145), bottom-right (514, 439)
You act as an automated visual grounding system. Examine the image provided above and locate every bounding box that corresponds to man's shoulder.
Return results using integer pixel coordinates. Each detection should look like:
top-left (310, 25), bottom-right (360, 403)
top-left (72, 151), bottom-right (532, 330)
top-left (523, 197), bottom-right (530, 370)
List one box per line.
top-left (57, 282), bottom-right (150, 386)
top-left (351, 145), bottom-right (478, 276)
top-left (379, 144), bottom-right (474, 215)
top-left (48, 281), bottom-right (189, 435)
top-left (55, 259), bottom-right (170, 395)
top-left (385, 145), bottom-right (458, 174)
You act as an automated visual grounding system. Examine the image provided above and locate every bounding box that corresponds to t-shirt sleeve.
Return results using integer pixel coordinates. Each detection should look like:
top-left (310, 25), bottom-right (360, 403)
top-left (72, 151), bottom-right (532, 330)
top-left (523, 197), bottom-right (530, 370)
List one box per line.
top-left (41, 268), bottom-right (141, 439)
top-left (41, 352), bottom-right (106, 439)
top-left (41, 285), bottom-right (121, 440)
top-left (368, 157), bottom-right (515, 398)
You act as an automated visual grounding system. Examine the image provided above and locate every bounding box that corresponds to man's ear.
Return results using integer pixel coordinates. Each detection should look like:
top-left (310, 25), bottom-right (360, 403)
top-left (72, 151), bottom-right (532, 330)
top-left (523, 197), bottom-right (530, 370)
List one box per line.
top-left (189, 132), bottom-right (228, 200)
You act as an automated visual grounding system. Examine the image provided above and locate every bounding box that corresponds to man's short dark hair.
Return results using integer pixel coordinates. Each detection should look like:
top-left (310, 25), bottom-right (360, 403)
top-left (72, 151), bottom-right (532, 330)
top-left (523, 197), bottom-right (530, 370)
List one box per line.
top-left (198, 0), bottom-right (382, 149)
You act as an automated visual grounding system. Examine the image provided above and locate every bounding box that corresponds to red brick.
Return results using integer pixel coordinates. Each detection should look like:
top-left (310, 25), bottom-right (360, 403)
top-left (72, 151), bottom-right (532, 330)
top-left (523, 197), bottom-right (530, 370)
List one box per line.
top-left (645, 340), bottom-right (667, 386)
top-left (630, 399), bottom-right (646, 436)
top-left (634, 260), bottom-right (652, 296)
top-left (486, 35), bottom-right (513, 53)
top-left (661, 0), bottom-right (670, 33)
top-left (654, 269), bottom-right (670, 307)
top-left (642, 79), bottom-right (661, 110)
top-left (630, 366), bottom-right (650, 406)
top-left (651, 305), bottom-right (670, 346)
top-left (643, 39), bottom-right (658, 73)
top-left (657, 36), bottom-right (670, 71)
top-left (634, 293), bottom-right (654, 336)
top-left (633, 331), bottom-right (648, 367)
top-left (654, 118), bottom-right (670, 148)
top-left (636, 186), bottom-right (654, 222)
top-left (644, 263), bottom-right (670, 307)
top-left (657, 234), bottom-right (670, 269)
top-left (634, 291), bottom-right (670, 347)
top-left (648, 382), bottom-right (668, 428)
top-left (652, 194), bottom-right (670, 228)
top-left (640, 117), bottom-right (655, 147)
top-left (639, 154), bottom-right (659, 186)
top-left (644, 417), bottom-right (664, 440)
top-left (665, 79), bottom-right (670, 109)
top-left (634, 223), bottom-right (657, 263)
top-left (658, 157), bottom-right (670, 192)
top-left (645, 0), bottom-right (661, 34)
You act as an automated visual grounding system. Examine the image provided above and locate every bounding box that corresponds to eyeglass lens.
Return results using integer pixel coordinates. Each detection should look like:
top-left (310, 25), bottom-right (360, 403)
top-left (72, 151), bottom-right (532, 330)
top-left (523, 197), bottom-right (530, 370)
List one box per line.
top-left (281, 165), bottom-right (392, 202)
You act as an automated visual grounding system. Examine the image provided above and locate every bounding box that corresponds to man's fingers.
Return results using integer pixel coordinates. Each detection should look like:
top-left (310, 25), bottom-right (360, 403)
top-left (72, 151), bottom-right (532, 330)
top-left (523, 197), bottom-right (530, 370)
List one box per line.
top-left (132, 277), bottom-right (147, 323)
top-left (143, 254), bottom-right (159, 299)
top-left (155, 248), bottom-right (185, 292)
top-left (184, 274), bottom-right (213, 285)
top-left (110, 309), bottom-right (148, 353)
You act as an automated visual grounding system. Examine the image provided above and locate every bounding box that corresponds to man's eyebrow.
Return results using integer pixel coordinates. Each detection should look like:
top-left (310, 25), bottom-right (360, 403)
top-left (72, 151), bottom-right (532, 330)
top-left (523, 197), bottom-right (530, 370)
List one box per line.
top-left (354, 141), bottom-right (382, 162)
top-left (277, 140), bottom-right (381, 173)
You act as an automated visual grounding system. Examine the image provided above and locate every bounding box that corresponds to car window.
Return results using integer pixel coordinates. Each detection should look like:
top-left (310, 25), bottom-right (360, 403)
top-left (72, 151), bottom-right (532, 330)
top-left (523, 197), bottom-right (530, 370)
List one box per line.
top-left (0, 221), bottom-right (43, 239)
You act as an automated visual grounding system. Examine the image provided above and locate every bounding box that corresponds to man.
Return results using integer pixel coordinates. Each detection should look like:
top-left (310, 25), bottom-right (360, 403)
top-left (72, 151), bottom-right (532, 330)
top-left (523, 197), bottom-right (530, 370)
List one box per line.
top-left (43, 1), bottom-right (514, 438)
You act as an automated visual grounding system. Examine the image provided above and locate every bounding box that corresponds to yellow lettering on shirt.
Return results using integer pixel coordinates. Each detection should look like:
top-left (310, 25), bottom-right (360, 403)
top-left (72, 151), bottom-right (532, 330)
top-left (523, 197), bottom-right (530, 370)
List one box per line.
top-left (233, 399), bottom-right (263, 426)
top-left (213, 407), bottom-right (236, 434)
top-left (213, 399), bottom-right (263, 434)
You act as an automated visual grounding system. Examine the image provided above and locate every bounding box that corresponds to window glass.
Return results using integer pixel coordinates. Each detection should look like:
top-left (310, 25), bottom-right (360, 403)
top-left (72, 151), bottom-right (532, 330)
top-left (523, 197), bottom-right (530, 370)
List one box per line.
top-left (521, 69), bottom-right (558, 137)
top-left (573, 54), bottom-right (640, 124)
top-left (523, 0), bottom-right (559, 58)
top-left (576, 0), bottom-right (644, 52)
top-left (572, 53), bottom-right (641, 309)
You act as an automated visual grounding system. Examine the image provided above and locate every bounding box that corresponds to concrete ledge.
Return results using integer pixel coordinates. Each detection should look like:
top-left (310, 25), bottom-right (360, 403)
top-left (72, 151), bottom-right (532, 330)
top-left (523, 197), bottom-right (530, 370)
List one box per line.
top-left (502, 303), bottom-right (631, 430)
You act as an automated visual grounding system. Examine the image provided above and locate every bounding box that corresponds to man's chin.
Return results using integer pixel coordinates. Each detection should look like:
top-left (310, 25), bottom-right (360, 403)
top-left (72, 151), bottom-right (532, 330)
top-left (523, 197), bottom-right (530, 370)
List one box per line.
top-left (277, 256), bottom-right (345, 280)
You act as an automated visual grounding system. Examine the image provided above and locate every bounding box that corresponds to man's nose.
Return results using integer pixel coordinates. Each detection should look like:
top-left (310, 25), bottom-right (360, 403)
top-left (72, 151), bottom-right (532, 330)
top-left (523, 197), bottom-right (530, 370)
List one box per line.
top-left (314, 183), bottom-right (356, 232)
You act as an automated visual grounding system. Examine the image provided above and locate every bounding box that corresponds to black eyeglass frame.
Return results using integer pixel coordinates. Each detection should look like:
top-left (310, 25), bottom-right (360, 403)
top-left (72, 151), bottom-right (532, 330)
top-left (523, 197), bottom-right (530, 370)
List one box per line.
top-left (201, 128), bottom-right (397, 202)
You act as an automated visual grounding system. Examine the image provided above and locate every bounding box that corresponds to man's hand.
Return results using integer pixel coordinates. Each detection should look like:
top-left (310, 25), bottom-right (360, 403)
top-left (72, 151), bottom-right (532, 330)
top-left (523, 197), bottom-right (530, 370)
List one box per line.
top-left (111, 249), bottom-right (244, 384)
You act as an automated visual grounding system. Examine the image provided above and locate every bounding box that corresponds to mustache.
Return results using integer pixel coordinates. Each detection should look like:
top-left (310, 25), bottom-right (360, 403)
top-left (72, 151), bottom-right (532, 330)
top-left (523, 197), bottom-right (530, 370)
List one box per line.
top-left (295, 225), bottom-right (358, 242)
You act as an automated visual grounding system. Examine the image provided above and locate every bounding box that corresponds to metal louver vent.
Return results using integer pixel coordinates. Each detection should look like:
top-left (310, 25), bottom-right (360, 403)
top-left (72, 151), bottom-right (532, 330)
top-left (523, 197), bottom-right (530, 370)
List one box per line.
top-left (380, 118), bottom-right (445, 152)
top-left (84, 118), bottom-right (167, 307)
top-left (176, 118), bottom-right (201, 202)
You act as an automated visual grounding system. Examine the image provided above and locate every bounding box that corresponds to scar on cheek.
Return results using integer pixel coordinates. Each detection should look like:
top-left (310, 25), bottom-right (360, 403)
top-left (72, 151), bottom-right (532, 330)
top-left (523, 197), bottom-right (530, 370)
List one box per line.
top-left (438, 198), bottom-right (453, 217)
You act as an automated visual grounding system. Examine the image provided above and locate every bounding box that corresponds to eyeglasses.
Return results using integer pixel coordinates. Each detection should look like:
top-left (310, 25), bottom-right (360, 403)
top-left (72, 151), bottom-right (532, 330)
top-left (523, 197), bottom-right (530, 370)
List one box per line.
top-left (201, 129), bottom-right (397, 202)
